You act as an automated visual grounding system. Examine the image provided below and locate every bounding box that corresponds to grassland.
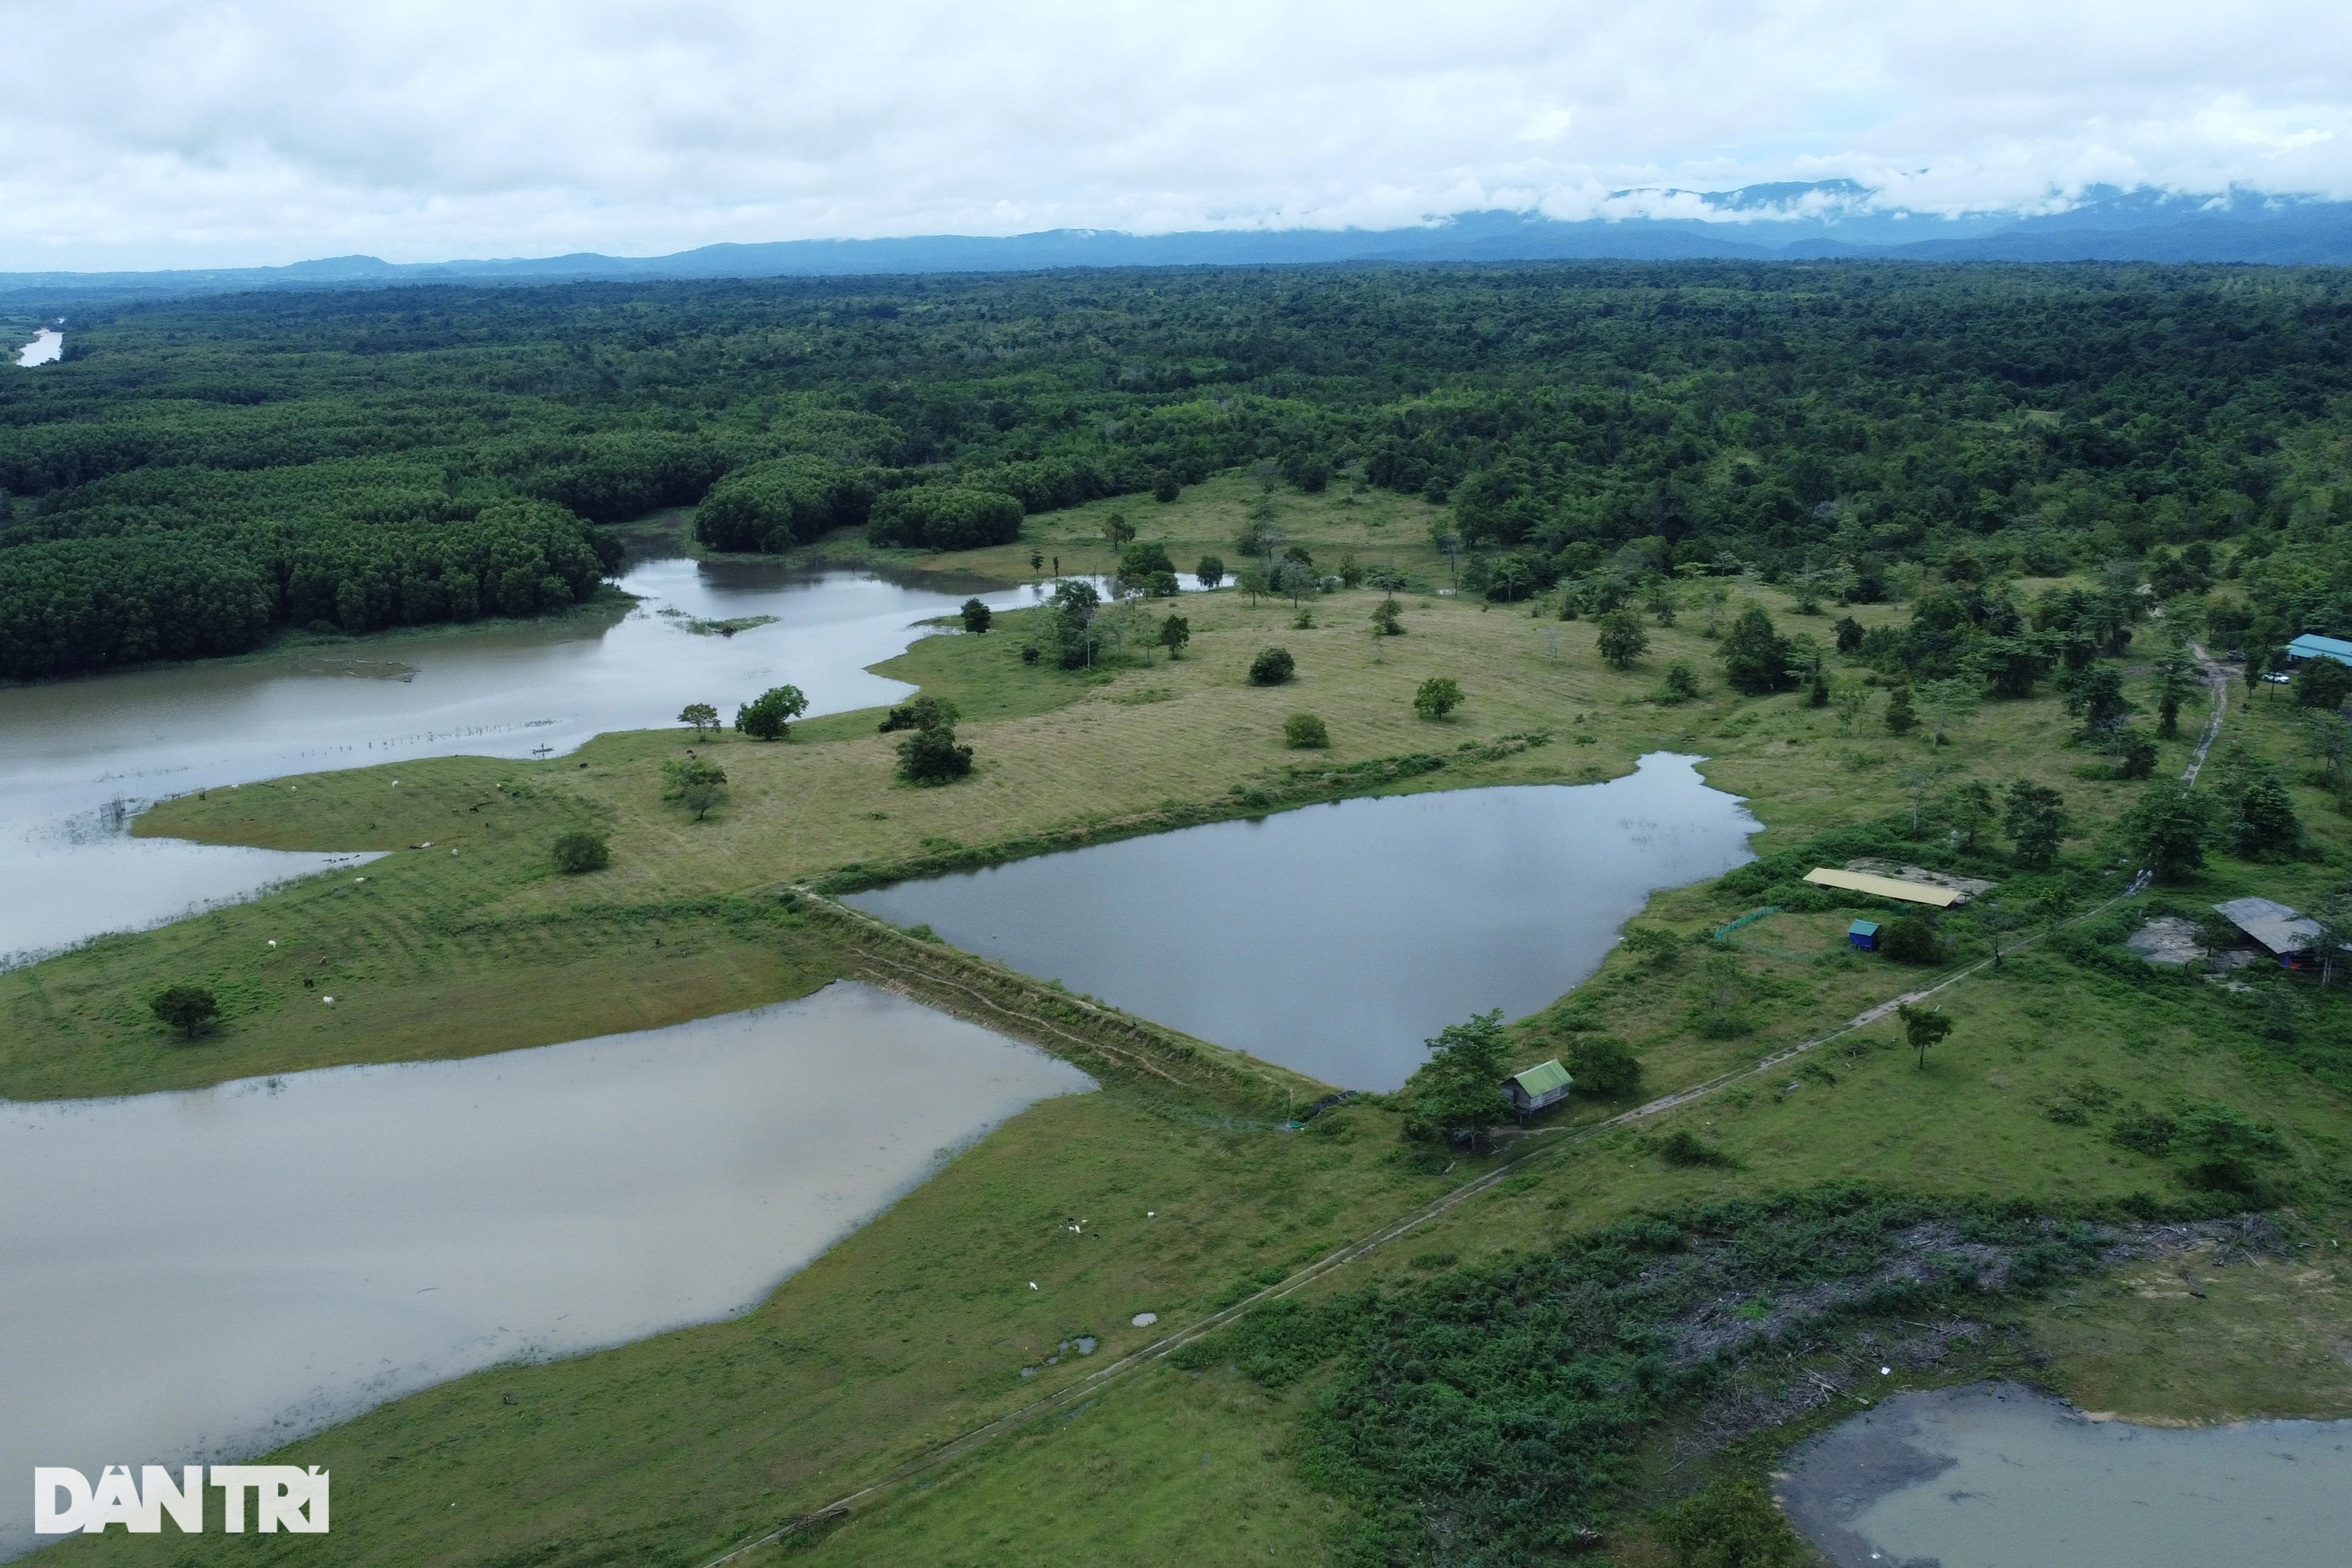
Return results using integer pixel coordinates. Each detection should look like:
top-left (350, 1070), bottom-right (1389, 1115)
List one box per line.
top-left (28, 542), bottom-right (2352, 1565)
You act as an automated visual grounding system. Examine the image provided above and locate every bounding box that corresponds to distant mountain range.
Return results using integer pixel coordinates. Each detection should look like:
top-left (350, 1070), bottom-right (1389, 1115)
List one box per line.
top-left (8, 183), bottom-right (2351, 301)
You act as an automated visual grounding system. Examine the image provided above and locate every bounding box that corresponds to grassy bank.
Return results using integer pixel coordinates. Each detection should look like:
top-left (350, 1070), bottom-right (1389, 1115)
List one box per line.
top-left (29, 568), bottom-right (2352, 1565)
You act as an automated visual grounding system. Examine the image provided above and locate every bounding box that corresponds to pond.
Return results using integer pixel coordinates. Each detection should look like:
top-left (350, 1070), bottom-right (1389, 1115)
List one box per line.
top-left (0, 981), bottom-right (1093, 1558)
top-left (1778, 1381), bottom-right (2352, 1567)
top-left (845, 753), bottom-right (1759, 1091)
top-left (0, 558), bottom-right (1155, 966)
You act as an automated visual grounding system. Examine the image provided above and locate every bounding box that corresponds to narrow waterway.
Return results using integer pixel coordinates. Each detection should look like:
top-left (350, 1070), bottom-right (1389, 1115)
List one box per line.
top-left (847, 754), bottom-right (1760, 1090)
top-left (13, 328), bottom-right (61, 366)
top-left (1779, 1381), bottom-right (2352, 1567)
top-left (0, 559), bottom-right (1155, 966)
top-left (0, 981), bottom-right (1095, 1558)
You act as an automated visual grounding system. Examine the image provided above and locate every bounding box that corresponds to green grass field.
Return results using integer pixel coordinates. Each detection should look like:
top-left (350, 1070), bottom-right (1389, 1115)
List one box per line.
top-left (28, 549), bottom-right (2352, 1565)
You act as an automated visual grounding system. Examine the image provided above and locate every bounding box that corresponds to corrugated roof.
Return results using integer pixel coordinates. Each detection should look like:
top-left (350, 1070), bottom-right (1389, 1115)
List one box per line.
top-left (2287, 633), bottom-right (2352, 666)
top-left (1849, 919), bottom-right (1882, 935)
top-left (1803, 868), bottom-right (1961, 907)
top-left (1510, 1059), bottom-right (1571, 1098)
top-left (2214, 896), bottom-right (2320, 955)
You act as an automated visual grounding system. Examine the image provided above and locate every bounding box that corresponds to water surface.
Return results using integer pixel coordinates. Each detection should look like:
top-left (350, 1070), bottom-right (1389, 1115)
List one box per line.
top-left (13, 328), bottom-right (61, 367)
top-left (0, 559), bottom-right (1133, 964)
top-left (847, 754), bottom-right (1758, 1090)
top-left (0, 981), bottom-right (1093, 1557)
top-left (1780, 1381), bottom-right (2352, 1567)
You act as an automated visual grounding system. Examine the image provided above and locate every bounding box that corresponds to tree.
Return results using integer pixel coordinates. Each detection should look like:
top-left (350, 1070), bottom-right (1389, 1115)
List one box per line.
top-left (551, 831), bottom-right (609, 873)
top-left (1719, 606), bottom-right (1795, 694)
top-left (1659, 1477), bottom-right (1812, 1568)
top-left (1029, 550), bottom-right (1045, 572)
top-left (1880, 914), bottom-right (1941, 964)
top-left (2004, 780), bottom-right (2068, 868)
top-left (960, 598), bottom-right (992, 633)
top-left (1884, 683), bottom-right (1917, 735)
top-left (1832, 679), bottom-right (1869, 732)
top-left (1402, 1009), bottom-right (1512, 1147)
top-left (1659, 661), bottom-right (1700, 704)
top-left (1236, 567), bottom-right (1269, 606)
top-left (677, 702), bottom-right (718, 737)
top-left (1833, 615), bottom-right (1864, 652)
top-left (1103, 513), bottom-right (1136, 551)
top-left (2305, 710), bottom-right (2352, 806)
top-left (2110, 725), bottom-right (2158, 779)
top-left (878, 695), bottom-right (960, 732)
top-left (2232, 767), bottom-right (2301, 856)
top-left (1152, 474), bottom-right (1180, 502)
top-left (1158, 613), bottom-right (1191, 659)
top-left (1896, 1002), bottom-right (1955, 1068)
top-left (1414, 676), bottom-right (1464, 719)
top-left (1643, 575), bottom-right (1678, 627)
top-left (1806, 658), bottom-right (1830, 708)
top-left (2297, 655), bottom-right (2352, 711)
top-left (1916, 676), bottom-right (1980, 746)
top-left (1974, 897), bottom-right (2022, 967)
top-left (2057, 664), bottom-right (2131, 736)
top-left (1249, 647), bottom-right (1296, 685)
top-left (2153, 643), bottom-right (2200, 737)
top-left (736, 684), bottom-right (809, 740)
top-left (1273, 559), bottom-right (1319, 607)
top-left (896, 723), bottom-right (974, 783)
top-left (1371, 599), bottom-right (1405, 636)
top-left (1195, 555), bottom-right (1225, 590)
top-left (1284, 712), bottom-right (1329, 748)
top-left (2123, 780), bottom-right (2217, 882)
top-left (1949, 779), bottom-right (1997, 852)
top-left (151, 984), bottom-right (220, 1039)
top-left (1899, 760), bottom-right (1946, 836)
top-left (1050, 578), bottom-right (1102, 668)
top-left (1595, 608), bottom-right (1650, 670)
top-left (661, 758), bottom-right (728, 821)
top-left (1565, 1035), bottom-right (1643, 1099)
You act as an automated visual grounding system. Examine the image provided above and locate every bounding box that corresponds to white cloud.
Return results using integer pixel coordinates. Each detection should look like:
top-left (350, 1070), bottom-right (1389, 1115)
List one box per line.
top-left (1, 0), bottom-right (2348, 269)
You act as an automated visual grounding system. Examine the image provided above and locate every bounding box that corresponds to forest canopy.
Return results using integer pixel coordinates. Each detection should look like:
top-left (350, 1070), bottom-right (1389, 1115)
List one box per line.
top-left (6, 259), bottom-right (2352, 678)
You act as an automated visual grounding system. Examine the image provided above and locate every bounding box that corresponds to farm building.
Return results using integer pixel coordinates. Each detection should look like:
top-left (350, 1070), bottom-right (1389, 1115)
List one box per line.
top-left (2284, 633), bottom-right (2352, 670)
top-left (2212, 896), bottom-right (2333, 969)
top-left (1803, 868), bottom-right (1962, 908)
top-left (1501, 1059), bottom-right (1571, 1121)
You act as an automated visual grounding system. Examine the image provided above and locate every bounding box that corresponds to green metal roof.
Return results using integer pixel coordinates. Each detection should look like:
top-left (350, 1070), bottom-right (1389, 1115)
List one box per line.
top-left (1849, 919), bottom-right (1882, 936)
top-left (1511, 1059), bottom-right (1572, 1098)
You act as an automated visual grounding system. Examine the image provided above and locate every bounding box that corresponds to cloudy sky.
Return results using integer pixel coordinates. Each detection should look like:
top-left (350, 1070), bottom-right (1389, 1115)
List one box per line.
top-left (4, 0), bottom-right (2349, 270)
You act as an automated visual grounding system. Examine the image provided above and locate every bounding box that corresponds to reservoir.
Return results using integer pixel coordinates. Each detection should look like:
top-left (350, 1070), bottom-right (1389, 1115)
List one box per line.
top-left (845, 754), bottom-right (1759, 1091)
top-left (0, 981), bottom-right (1093, 1559)
top-left (1778, 1381), bottom-right (2352, 1568)
top-left (0, 558), bottom-right (1158, 967)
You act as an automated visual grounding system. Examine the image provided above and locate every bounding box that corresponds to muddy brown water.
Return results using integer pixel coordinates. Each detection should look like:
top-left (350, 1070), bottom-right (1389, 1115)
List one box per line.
top-left (0, 981), bottom-right (1094, 1558)
top-left (1778, 1381), bottom-right (2352, 1567)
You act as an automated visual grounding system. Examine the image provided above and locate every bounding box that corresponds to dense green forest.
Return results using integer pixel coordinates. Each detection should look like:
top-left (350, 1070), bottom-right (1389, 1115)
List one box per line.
top-left (6, 261), bottom-right (2352, 679)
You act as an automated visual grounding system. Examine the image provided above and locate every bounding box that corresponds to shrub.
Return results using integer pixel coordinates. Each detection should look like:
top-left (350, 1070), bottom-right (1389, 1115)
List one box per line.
top-left (1879, 914), bottom-right (1941, 964)
top-left (1658, 1128), bottom-right (1736, 1168)
top-left (1153, 473), bottom-right (1180, 502)
top-left (2109, 1110), bottom-right (2178, 1156)
top-left (878, 695), bottom-right (960, 733)
top-left (736, 684), bottom-right (808, 740)
top-left (1249, 647), bottom-right (1296, 685)
top-left (1565, 1034), bottom-right (1643, 1098)
top-left (1659, 1477), bottom-right (1812, 1568)
top-left (897, 725), bottom-right (975, 784)
top-left (551, 831), bottom-right (609, 874)
top-left (1657, 661), bottom-right (1700, 703)
top-left (1371, 599), bottom-right (1405, 636)
top-left (1284, 712), bottom-right (1330, 748)
top-left (151, 984), bottom-right (220, 1040)
top-left (1413, 676), bottom-right (1464, 719)
top-left (960, 598), bottom-right (992, 633)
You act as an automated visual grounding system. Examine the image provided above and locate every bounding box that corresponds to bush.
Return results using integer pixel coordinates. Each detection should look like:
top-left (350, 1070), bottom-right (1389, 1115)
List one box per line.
top-left (551, 831), bottom-right (609, 874)
top-left (151, 984), bottom-right (220, 1040)
top-left (1658, 1128), bottom-right (1736, 1168)
top-left (1657, 661), bottom-right (1700, 704)
top-left (897, 725), bottom-right (975, 784)
top-left (1284, 712), bottom-right (1330, 748)
top-left (1879, 915), bottom-right (1941, 964)
top-left (1566, 1034), bottom-right (1643, 1098)
top-left (1249, 647), bottom-right (1296, 685)
top-left (1371, 599), bottom-right (1405, 636)
top-left (1413, 676), bottom-right (1464, 719)
top-left (1659, 1477), bottom-right (1814, 1567)
top-left (736, 684), bottom-right (809, 741)
top-left (878, 695), bottom-right (959, 733)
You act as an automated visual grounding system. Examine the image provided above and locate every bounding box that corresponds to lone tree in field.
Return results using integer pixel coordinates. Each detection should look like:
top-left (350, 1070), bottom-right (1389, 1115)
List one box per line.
top-left (1158, 613), bottom-right (1191, 659)
top-left (678, 702), bottom-right (719, 737)
top-left (1594, 608), bottom-right (1649, 670)
top-left (1414, 676), bottom-right (1464, 720)
top-left (2004, 779), bottom-right (2067, 868)
top-left (1402, 1009), bottom-right (1512, 1148)
top-left (1884, 684), bottom-right (1917, 735)
top-left (551, 831), bottom-right (610, 874)
top-left (736, 684), bottom-right (808, 741)
top-left (1103, 513), bottom-right (1136, 551)
top-left (151, 984), bottom-right (220, 1040)
top-left (878, 695), bottom-right (959, 733)
top-left (896, 723), bottom-right (975, 785)
top-left (1195, 555), bottom-right (1225, 590)
top-left (1896, 1003), bottom-right (1954, 1069)
top-left (1371, 598), bottom-right (1405, 636)
top-left (2123, 779), bottom-right (2216, 882)
top-left (661, 758), bottom-right (729, 822)
top-left (1284, 712), bottom-right (1330, 748)
top-left (960, 598), bottom-right (992, 633)
top-left (1249, 647), bottom-right (1296, 686)
top-left (1719, 606), bottom-right (1796, 694)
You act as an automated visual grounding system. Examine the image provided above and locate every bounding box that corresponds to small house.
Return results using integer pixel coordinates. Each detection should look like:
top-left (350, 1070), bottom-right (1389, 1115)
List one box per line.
top-left (2213, 896), bottom-right (2327, 969)
top-left (1500, 1059), bottom-right (1572, 1121)
top-left (2284, 633), bottom-right (2352, 670)
top-left (1848, 919), bottom-right (1881, 951)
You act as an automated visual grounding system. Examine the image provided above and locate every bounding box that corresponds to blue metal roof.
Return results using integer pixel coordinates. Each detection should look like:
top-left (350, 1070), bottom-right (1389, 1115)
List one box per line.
top-left (2287, 633), bottom-right (2352, 666)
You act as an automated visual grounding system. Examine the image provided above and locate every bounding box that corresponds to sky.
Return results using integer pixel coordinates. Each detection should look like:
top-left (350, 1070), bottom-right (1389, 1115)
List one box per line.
top-left (4, 0), bottom-right (2349, 271)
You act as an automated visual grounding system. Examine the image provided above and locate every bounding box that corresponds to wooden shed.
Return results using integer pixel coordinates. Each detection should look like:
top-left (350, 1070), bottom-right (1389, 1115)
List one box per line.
top-left (1501, 1059), bottom-right (1572, 1122)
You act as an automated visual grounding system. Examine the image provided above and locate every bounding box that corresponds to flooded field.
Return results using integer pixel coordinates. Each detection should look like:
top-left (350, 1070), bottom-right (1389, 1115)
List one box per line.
top-left (848, 754), bottom-right (1759, 1089)
top-left (0, 981), bottom-right (1094, 1557)
top-left (1779, 1381), bottom-right (2352, 1567)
